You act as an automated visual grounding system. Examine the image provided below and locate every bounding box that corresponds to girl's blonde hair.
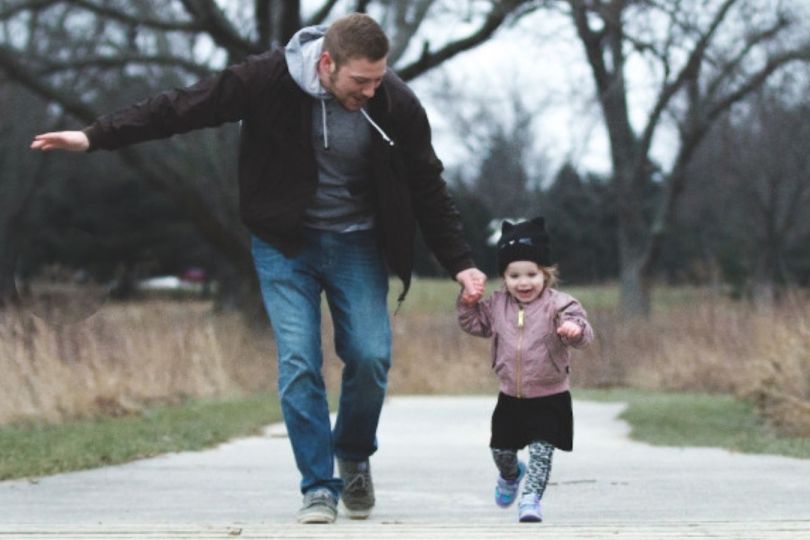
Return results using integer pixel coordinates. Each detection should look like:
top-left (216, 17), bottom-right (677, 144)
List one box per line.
top-left (540, 264), bottom-right (559, 289)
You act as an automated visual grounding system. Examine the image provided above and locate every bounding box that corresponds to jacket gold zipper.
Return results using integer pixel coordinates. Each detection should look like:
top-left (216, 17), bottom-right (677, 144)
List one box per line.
top-left (516, 304), bottom-right (525, 398)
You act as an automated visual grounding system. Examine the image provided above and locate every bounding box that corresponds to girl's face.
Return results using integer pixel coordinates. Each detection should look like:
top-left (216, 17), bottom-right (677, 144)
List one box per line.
top-left (504, 261), bottom-right (545, 304)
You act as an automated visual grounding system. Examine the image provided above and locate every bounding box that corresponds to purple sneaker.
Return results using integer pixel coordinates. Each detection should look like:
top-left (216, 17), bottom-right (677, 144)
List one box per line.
top-left (495, 461), bottom-right (526, 507)
top-left (518, 492), bottom-right (543, 522)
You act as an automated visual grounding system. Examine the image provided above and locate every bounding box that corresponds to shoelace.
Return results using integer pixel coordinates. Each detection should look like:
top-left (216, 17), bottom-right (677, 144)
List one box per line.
top-left (519, 494), bottom-right (540, 510)
top-left (306, 490), bottom-right (333, 507)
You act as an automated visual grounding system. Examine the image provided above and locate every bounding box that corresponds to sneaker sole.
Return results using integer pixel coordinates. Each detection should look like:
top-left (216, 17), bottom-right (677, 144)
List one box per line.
top-left (297, 510), bottom-right (337, 524)
top-left (342, 503), bottom-right (372, 520)
top-left (519, 515), bottom-right (543, 523)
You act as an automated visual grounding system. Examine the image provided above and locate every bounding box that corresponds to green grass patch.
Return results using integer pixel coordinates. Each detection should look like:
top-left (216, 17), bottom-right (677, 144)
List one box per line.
top-left (576, 388), bottom-right (810, 459)
top-left (395, 278), bottom-right (708, 315)
top-left (0, 392), bottom-right (282, 481)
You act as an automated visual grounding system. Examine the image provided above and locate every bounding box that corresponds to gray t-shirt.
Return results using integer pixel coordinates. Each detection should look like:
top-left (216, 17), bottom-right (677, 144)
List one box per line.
top-left (304, 98), bottom-right (375, 232)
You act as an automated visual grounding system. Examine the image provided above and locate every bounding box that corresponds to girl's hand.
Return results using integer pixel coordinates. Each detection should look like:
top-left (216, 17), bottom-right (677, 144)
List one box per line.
top-left (456, 267), bottom-right (486, 305)
top-left (557, 321), bottom-right (582, 340)
top-left (460, 289), bottom-right (482, 306)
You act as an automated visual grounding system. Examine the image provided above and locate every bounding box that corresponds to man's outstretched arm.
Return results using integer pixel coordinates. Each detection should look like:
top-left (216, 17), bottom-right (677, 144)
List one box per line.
top-left (31, 131), bottom-right (89, 152)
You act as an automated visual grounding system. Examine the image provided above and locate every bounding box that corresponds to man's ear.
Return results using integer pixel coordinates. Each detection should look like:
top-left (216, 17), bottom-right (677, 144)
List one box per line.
top-left (320, 51), bottom-right (336, 74)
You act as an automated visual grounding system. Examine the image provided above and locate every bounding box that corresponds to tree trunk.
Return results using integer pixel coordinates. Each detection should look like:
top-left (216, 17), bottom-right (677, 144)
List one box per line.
top-left (750, 237), bottom-right (782, 307)
top-left (0, 229), bottom-right (20, 307)
top-left (618, 242), bottom-right (651, 317)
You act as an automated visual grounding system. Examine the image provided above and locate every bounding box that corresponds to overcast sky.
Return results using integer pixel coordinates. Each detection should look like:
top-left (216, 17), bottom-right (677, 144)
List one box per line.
top-left (404, 7), bottom-right (683, 182)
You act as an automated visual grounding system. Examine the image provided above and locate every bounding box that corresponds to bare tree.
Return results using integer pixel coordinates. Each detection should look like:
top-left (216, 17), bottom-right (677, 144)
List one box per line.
top-left (0, 78), bottom-right (52, 305)
top-left (0, 0), bottom-right (542, 307)
top-left (563, 0), bottom-right (810, 315)
top-left (711, 87), bottom-right (810, 303)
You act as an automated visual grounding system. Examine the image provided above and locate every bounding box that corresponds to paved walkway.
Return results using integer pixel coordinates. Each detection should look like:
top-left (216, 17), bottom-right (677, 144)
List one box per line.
top-left (1, 396), bottom-right (809, 538)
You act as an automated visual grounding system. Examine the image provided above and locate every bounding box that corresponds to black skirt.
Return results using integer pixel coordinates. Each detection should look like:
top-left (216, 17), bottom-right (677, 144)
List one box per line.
top-left (490, 391), bottom-right (573, 451)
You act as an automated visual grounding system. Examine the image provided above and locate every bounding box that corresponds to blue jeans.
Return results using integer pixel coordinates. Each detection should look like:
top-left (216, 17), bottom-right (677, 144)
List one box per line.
top-left (252, 229), bottom-right (391, 496)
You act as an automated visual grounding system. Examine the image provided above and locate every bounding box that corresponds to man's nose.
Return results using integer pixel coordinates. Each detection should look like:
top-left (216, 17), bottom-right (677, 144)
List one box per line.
top-left (362, 83), bottom-right (376, 98)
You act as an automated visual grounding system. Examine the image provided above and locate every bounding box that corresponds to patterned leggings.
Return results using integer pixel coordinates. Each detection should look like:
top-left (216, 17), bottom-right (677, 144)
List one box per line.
top-left (491, 440), bottom-right (555, 497)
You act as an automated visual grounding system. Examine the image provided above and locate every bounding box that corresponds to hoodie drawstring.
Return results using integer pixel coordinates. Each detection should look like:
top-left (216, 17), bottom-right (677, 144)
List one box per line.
top-left (319, 102), bottom-right (395, 150)
top-left (320, 99), bottom-right (329, 150)
top-left (361, 108), bottom-right (395, 147)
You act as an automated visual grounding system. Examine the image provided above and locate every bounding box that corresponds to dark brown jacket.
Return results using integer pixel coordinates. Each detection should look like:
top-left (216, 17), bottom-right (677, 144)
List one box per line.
top-left (83, 49), bottom-right (474, 298)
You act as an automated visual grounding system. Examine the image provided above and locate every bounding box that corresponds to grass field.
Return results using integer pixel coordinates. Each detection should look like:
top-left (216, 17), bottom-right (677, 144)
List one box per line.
top-left (0, 392), bottom-right (281, 480)
top-left (578, 388), bottom-right (810, 459)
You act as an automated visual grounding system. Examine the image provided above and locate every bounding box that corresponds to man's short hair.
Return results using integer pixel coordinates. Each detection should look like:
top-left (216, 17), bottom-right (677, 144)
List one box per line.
top-left (323, 13), bottom-right (389, 67)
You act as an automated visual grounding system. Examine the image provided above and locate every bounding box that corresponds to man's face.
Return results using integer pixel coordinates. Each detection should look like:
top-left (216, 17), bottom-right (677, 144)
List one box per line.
top-left (320, 53), bottom-right (387, 111)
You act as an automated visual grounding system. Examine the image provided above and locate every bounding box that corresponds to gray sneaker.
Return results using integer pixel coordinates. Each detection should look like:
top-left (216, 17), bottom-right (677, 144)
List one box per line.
top-left (338, 458), bottom-right (375, 519)
top-left (297, 488), bottom-right (337, 524)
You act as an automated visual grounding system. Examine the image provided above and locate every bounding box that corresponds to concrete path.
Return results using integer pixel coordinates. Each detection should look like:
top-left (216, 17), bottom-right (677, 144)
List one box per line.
top-left (1, 396), bottom-right (809, 539)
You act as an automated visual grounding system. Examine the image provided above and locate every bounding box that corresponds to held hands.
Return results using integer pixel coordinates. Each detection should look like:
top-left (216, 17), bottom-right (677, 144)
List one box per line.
top-left (557, 321), bottom-right (583, 340)
top-left (30, 131), bottom-right (90, 152)
top-left (456, 267), bottom-right (486, 306)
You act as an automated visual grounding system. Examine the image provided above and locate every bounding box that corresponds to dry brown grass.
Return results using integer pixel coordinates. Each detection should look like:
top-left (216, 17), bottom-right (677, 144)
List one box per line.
top-left (2, 286), bottom-right (808, 435)
top-left (0, 300), bottom-right (276, 424)
top-left (579, 297), bottom-right (810, 436)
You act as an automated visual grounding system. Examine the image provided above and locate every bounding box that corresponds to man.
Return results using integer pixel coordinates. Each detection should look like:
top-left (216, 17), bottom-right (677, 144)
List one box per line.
top-left (31, 13), bottom-right (486, 524)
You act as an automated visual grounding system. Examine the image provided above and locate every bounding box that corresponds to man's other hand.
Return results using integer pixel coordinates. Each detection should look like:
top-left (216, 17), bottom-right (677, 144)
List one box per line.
top-left (31, 131), bottom-right (90, 152)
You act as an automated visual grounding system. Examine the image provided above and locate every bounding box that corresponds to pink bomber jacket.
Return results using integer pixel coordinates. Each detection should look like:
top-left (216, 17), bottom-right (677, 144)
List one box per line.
top-left (457, 287), bottom-right (594, 398)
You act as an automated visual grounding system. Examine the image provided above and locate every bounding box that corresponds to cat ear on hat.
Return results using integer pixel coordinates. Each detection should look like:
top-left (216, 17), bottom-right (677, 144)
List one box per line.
top-left (501, 220), bottom-right (515, 234)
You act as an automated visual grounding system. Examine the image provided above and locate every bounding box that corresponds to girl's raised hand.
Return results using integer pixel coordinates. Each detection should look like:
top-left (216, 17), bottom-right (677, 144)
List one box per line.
top-left (556, 321), bottom-right (582, 340)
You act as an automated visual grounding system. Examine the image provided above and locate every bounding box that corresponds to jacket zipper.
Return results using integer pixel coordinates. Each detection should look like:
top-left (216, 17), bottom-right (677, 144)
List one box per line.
top-left (516, 304), bottom-right (525, 398)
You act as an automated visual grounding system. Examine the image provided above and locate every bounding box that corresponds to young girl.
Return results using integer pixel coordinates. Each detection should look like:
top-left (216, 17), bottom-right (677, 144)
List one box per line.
top-left (458, 217), bottom-right (594, 523)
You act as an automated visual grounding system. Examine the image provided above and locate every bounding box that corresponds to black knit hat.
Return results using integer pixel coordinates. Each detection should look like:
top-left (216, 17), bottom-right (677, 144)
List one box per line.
top-left (497, 217), bottom-right (552, 275)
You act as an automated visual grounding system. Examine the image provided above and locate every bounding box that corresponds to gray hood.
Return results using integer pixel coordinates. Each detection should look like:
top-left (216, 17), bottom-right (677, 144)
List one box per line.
top-left (284, 24), bottom-right (395, 149)
top-left (285, 25), bottom-right (330, 99)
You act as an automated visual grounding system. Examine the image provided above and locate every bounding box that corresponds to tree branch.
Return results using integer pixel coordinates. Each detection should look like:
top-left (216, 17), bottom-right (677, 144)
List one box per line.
top-left (706, 47), bottom-right (810, 123)
top-left (278, 0), bottom-right (301, 45)
top-left (0, 0), bottom-right (59, 21)
top-left (636, 0), bottom-right (737, 165)
top-left (0, 44), bottom-right (97, 122)
top-left (36, 54), bottom-right (215, 78)
top-left (255, 0), bottom-right (271, 48)
top-left (569, 0), bottom-right (610, 96)
top-left (306, 0), bottom-right (340, 26)
top-left (180, 0), bottom-right (262, 60)
top-left (67, 0), bottom-right (200, 32)
top-left (705, 14), bottom-right (792, 102)
top-left (395, 0), bottom-right (532, 81)
top-left (386, 0), bottom-right (433, 66)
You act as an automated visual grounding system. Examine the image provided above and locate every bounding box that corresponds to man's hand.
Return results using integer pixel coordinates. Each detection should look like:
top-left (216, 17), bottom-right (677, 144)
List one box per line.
top-left (31, 131), bottom-right (90, 152)
top-left (456, 267), bottom-right (486, 305)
